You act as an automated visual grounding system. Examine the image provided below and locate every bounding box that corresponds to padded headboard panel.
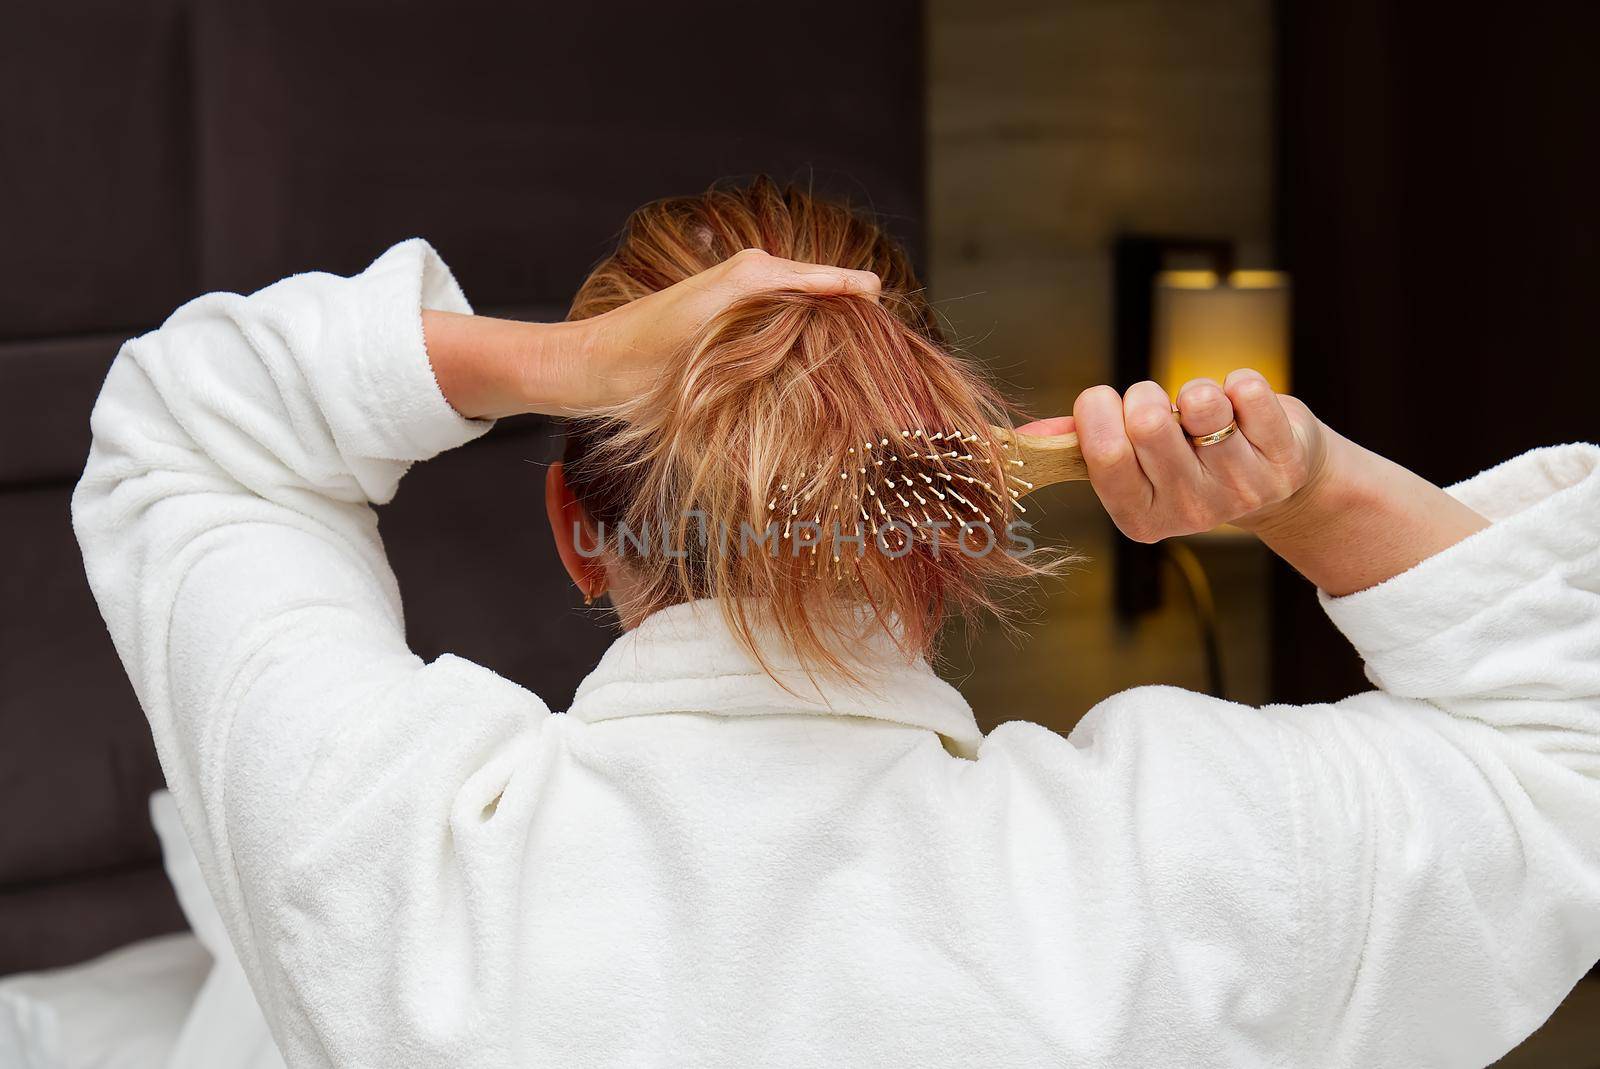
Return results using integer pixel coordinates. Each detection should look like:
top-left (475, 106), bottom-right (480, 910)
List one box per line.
top-left (0, 0), bottom-right (924, 974)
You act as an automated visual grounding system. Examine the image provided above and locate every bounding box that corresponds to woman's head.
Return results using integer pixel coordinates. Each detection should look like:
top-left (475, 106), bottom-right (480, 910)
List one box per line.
top-left (551, 177), bottom-right (1052, 680)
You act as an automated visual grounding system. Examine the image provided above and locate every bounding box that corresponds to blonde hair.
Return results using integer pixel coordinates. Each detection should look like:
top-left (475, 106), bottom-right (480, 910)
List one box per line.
top-left (564, 178), bottom-right (1057, 681)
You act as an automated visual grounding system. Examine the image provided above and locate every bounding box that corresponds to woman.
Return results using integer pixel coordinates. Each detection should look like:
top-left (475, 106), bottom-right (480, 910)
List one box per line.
top-left (74, 179), bottom-right (1599, 1068)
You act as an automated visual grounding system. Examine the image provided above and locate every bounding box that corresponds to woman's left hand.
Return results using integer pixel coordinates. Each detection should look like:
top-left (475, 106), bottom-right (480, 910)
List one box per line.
top-left (426, 249), bottom-right (880, 420)
top-left (577, 249), bottom-right (881, 411)
top-left (1024, 371), bottom-right (1328, 543)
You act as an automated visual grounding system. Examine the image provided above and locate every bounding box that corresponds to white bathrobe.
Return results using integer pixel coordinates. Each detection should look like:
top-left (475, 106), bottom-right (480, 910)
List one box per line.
top-left (72, 240), bottom-right (1600, 1069)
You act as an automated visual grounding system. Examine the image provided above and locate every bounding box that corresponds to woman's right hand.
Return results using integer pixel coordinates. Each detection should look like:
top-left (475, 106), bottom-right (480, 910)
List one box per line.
top-left (1064, 370), bottom-right (1488, 596)
top-left (1068, 370), bottom-right (1328, 544)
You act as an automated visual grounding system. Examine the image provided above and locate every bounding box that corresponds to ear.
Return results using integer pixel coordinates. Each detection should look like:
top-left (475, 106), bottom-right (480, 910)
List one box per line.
top-left (544, 461), bottom-right (606, 598)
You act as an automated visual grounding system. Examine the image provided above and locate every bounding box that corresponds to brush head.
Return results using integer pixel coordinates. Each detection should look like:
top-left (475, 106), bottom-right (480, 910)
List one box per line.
top-left (762, 425), bottom-right (1088, 578)
top-left (764, 429), bottom-right (1024, 571)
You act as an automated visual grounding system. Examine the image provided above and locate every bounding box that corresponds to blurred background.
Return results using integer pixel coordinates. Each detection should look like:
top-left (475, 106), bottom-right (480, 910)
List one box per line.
top-left (1, 0), bottom-right (1595, 1063)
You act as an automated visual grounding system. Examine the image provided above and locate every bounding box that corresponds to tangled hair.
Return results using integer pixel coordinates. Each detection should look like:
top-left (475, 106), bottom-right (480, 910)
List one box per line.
top-left (565, 177), bottom-right (1058, 682)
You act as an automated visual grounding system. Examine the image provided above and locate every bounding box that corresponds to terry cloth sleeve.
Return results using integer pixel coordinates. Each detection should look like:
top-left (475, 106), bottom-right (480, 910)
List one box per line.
top-left (72, 241), bottom-right (553, 1060)
top-left (1286, 444), bottom-right (1600, 1066)
top-left (990, 444), bottom-right (1600, 1068)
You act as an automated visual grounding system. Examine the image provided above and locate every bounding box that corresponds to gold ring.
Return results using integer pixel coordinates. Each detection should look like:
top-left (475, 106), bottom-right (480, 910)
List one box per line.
top-left (1189, 421), bottom-right (1238, 448)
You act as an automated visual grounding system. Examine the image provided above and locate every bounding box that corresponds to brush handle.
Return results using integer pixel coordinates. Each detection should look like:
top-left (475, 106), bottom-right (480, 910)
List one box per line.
top-left (991, 426), bottom-right (1090, 491)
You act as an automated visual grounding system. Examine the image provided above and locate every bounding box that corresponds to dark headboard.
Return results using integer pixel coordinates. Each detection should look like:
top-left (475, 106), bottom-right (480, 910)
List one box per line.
top-left (0, 0), bottom-right (924, 974)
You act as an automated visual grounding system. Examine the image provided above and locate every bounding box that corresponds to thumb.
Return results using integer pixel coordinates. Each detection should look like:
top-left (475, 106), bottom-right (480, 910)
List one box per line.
top-left (1014, 415), bottom-right (1076, 437)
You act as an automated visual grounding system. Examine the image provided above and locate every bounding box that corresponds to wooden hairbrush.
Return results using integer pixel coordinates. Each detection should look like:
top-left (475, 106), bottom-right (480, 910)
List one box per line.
top-left (762, 427), bottom-right (1087, 557)
top-left (991, 427), bottom-right (1089, 492)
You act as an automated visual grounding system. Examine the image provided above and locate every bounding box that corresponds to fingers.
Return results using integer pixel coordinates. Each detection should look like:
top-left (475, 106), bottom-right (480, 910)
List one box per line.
top-left (1174, 378), bottom-right (1232, 438)
top-left (1123, 380), bottom-right (1200, 488)
top-left (1072, 385), bottom-right (1152, 517)
top-left (725, 248), bottom-right (882, 302)
top-left (794, 264), bottom-right (882, 301)
top-left (1223, 368), bottom-right (1296, 462)
top-left (1072, 370), bottom-right (1319, 540)
top-left (1176, 375), bottom-right (1252, 476)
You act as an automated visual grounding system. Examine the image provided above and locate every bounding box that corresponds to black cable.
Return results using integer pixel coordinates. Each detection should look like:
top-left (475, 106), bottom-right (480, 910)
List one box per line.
top-left (1163, 541), bottom-right (1227, 700)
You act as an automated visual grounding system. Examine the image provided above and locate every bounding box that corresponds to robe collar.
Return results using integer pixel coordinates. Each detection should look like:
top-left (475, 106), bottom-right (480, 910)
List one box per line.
top-left (566, 600), bottom-right (982, 758)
